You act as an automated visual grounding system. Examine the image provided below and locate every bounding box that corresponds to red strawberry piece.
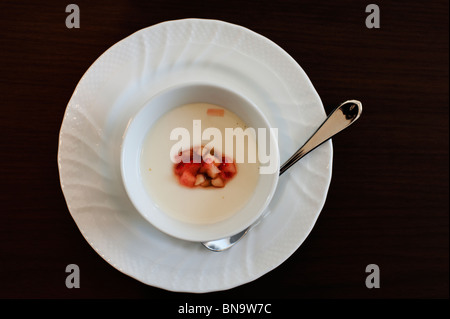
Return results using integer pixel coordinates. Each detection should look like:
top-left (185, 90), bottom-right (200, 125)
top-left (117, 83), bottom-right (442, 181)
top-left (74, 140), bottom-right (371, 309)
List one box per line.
top-left (206, 108), bottom-right (225, 117)
top-left (203, 162), bottom-right (221, 178)
top-left (194, 173), bottom-right (206, 186)
top-left (219, 162), bottom-right (237, 180)
top-left (179, 170), bottom-right (196, 187)
top-left (203, 153), bottom-right (221, 165)
top-left (174, 162), bottom-right (201, 178)
top-left (174, 162), bottom-right (187, 176)
top-left (186, 162), bottom-right (201, 175)
top-left (200, 179), bottom-right (211, 187)
top-left (211, 177), bottom-right (224, 188)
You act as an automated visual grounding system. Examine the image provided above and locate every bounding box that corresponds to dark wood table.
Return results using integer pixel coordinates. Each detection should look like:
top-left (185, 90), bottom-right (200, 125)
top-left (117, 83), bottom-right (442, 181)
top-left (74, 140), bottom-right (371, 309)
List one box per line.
top-left (1, 0), bottom-right (448, 302)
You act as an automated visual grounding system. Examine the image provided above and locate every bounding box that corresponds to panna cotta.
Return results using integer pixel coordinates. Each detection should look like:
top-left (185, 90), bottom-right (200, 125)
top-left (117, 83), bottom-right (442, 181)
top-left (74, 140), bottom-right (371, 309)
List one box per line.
top-left (140, 103), bottom-right (260, 225)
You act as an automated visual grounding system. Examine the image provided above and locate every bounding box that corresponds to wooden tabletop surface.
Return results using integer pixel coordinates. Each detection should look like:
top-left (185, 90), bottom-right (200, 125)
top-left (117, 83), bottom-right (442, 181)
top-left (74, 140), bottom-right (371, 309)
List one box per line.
top-left (0, 0), bottom-right (448, 301)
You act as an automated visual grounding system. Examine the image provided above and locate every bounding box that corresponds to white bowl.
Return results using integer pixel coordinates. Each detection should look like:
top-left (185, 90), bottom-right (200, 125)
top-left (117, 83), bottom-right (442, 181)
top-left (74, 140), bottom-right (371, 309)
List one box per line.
top-left (120, 83), bottom-right (279, 242)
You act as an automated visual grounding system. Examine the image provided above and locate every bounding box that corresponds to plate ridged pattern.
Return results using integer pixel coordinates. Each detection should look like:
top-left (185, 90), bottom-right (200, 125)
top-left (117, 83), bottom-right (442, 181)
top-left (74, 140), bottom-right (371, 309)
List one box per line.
top-left (58, 19), bottom-right (332, 292)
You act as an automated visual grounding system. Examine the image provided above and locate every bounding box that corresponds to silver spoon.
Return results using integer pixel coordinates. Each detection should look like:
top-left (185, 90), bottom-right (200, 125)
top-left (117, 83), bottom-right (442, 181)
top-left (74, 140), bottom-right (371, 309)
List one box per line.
top-left (202, 100), bottom-right (362, 252)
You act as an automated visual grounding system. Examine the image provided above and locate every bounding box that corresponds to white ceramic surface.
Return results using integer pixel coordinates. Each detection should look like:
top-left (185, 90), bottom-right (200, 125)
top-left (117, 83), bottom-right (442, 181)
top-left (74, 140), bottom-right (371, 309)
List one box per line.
top-left (121, 83), bottom-right (280, 242)
top-left (58, 18), bottom-right (332, 293)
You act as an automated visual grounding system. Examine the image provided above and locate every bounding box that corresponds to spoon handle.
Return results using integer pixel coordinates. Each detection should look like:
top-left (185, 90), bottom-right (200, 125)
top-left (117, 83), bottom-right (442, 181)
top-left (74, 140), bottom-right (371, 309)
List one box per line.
top-left (279, 100), bottom-right (362, 175)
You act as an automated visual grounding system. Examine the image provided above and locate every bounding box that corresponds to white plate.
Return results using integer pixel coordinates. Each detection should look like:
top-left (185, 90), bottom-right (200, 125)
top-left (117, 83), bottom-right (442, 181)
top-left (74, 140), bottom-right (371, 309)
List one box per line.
top-left (57, 19), bottom-right (332, 293)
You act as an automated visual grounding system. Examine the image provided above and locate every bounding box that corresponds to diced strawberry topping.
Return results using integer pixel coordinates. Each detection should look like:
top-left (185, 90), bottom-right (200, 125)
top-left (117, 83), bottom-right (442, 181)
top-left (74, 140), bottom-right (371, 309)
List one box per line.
top-left (173, 146), bottom-right (237, 188)
top-left (206, 108), bottom-right (225, 117)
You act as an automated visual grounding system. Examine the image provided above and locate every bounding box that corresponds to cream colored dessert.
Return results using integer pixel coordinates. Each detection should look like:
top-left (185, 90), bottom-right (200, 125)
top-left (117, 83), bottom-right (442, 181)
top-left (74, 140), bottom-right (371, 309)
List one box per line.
top-left (140, 103), bottom-right (260, 225)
